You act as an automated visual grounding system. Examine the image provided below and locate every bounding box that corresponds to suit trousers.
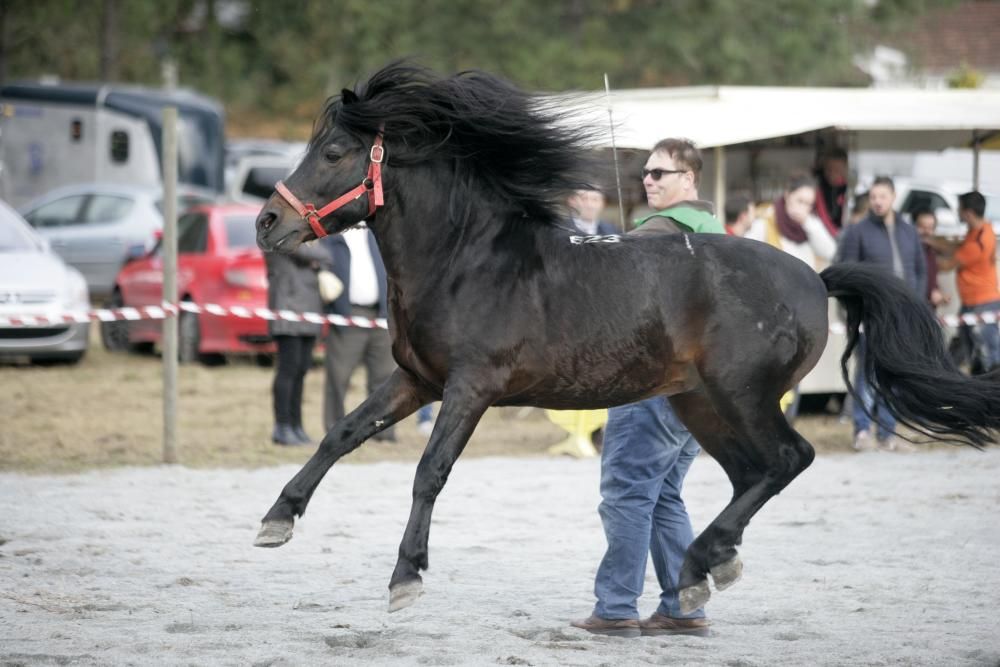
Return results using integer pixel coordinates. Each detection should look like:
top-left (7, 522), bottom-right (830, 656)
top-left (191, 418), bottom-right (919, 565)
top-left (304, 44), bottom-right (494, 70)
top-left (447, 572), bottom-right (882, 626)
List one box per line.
top-left (323, 305), bottom-right (397, 437)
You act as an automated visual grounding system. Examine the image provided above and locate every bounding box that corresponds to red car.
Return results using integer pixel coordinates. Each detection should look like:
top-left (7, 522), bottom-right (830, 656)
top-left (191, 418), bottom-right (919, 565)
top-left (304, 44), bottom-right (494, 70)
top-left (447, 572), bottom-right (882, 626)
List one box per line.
top-left (103, 203), bottom-right (276, 363)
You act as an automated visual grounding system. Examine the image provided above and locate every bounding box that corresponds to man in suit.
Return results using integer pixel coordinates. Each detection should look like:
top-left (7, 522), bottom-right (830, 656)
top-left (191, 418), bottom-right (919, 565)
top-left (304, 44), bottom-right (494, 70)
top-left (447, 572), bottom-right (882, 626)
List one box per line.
top-left (320, 224), bottom-right (397, 440)
top-left (568, 189), bottom-right (618, 236)
top-left (835, 175), bottom-right (925, 451)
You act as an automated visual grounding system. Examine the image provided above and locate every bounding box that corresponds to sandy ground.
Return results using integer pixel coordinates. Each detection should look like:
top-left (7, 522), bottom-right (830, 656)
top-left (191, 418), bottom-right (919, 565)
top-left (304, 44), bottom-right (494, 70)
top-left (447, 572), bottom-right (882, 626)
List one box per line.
top-left (1, 447), bottom-right (998, 666)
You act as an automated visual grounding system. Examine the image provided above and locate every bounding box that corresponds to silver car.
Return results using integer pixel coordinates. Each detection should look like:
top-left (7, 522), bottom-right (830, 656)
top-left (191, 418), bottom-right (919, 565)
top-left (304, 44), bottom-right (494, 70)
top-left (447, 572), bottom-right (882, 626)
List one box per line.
top-left (0, 198), bottom-right (90, 364)
top-left (18, 182), bottom-right (215, 299)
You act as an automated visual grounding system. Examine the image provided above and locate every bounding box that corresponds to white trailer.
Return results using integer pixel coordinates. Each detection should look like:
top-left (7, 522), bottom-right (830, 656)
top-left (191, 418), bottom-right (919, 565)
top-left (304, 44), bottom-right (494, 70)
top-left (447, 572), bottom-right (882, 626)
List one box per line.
top-left (0, 81), bottom-right (225, 208)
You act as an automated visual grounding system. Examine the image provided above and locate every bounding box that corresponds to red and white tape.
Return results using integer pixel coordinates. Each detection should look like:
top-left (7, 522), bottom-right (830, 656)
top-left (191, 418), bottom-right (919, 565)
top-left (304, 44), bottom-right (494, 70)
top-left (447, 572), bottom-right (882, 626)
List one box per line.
top-left (0, 301), bottom-right (388, 330)
top-left (0, 303), bottom-right (997, 333)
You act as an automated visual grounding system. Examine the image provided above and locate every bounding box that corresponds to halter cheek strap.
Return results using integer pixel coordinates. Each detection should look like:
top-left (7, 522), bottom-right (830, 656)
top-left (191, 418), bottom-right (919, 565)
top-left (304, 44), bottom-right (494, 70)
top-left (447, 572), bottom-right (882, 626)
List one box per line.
top-left (274, 132), bottom-right (385, 238)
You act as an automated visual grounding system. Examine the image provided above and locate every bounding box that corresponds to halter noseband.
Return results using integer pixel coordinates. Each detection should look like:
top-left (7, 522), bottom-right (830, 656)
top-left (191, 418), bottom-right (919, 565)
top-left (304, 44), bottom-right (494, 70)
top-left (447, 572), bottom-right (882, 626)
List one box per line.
top-left (274, 132), bottom-right (385, 238)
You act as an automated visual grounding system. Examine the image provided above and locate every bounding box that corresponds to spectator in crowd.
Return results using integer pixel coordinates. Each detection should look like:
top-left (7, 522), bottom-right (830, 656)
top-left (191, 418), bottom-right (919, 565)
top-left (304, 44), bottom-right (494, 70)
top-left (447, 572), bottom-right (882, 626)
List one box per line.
top-left (835, 176), bottom-right (925, 452)
top-left (936, 191), bottom-right (1000, 374)
top-left (320, 224), bottom-right (397, 441)
top-left (568, 188), bottom-right (618, 236)
top-left (912, 208), bottom-right (949, 309)
top-left (750, 173), bottom-right (837, 270)
top-left (848, 189), bottom-right (870, 226)
top-left (813, 147), bottom-right (848, 233)
top-left (572, 138), bottom-right (719, 639)
top-left (265, 242), bottom-right (332, 446)
top-left (723, 192), bottom-right (754, 237)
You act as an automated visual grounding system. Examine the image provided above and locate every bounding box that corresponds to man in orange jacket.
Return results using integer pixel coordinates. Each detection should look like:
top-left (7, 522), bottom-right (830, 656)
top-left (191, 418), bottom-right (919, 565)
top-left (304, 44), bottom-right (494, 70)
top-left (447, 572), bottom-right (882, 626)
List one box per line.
top-left (938, 191), bottom-right (1000, 373)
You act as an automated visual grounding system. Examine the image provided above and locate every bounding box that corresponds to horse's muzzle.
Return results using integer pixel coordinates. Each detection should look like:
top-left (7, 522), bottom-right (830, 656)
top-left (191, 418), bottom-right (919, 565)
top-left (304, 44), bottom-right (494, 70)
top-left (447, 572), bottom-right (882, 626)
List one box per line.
top-left (255, 208), bottom-right (280, 252)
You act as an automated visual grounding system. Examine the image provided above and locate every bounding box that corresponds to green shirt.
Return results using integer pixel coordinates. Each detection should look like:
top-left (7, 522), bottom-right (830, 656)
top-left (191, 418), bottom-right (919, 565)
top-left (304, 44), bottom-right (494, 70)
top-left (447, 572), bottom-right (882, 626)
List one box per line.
top-left (633, 205), bottom-right (725, 235)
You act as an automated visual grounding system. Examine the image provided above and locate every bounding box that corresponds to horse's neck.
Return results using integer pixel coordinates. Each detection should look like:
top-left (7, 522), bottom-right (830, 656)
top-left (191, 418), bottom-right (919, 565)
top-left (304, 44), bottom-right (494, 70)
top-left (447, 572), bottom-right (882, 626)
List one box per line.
top-left (370, 174), bottom-right (540, 291)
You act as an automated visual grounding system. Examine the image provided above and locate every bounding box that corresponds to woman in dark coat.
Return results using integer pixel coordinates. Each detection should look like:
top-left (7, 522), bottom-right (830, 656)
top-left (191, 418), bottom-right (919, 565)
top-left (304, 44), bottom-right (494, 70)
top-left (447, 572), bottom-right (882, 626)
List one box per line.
top-left (265, 242), bottom-right (332, 445)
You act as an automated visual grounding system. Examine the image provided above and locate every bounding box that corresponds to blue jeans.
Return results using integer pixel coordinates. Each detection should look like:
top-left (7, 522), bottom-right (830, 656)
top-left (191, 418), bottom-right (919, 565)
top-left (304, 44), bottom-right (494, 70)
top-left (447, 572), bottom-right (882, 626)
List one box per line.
top-left (960, 299), bottom-right (1000, 372)
top-left (417, 404), bottom-right (435, 424)
top-left (852, 336), bottom-right (896, 440)
top-left (594, 396), bottom-right (704, 620)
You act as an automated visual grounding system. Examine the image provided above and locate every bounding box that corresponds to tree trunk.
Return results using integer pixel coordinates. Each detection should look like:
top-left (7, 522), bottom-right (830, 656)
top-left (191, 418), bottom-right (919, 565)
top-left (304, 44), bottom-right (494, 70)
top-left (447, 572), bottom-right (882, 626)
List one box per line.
top-left (100, 0), bottom-right (119, 81)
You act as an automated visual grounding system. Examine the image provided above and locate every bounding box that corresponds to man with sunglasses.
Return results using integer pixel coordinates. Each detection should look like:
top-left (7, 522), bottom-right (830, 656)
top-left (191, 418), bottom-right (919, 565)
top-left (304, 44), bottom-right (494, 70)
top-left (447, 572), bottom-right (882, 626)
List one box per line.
top-left (572, 138), bottom-right (722, 638)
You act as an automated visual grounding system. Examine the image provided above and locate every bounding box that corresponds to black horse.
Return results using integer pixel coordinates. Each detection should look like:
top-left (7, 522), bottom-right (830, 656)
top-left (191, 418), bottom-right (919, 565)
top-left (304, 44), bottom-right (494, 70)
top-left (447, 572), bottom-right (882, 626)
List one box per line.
top-left (254, 63), bottom-right (999, 614)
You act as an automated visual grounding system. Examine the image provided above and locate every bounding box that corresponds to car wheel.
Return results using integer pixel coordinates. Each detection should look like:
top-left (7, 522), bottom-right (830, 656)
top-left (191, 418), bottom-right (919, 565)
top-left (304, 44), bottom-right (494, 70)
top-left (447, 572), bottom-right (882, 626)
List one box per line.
top-left (100, 291), bottom-right (131, 352)
top-left (130, 341), bottom-right (156, 355)
top-left (178, 308), bottom-right (201, 364)
top-left (32, 351), bottom-right (86, 365)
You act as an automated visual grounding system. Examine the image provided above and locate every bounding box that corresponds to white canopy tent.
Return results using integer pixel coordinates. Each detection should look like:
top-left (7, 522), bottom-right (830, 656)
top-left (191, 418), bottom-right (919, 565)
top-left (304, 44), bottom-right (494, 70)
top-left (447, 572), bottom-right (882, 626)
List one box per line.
top-left (566, 86), bottom-right (1000, 213)
top-left (583, 86), bottom-right (1000, 151)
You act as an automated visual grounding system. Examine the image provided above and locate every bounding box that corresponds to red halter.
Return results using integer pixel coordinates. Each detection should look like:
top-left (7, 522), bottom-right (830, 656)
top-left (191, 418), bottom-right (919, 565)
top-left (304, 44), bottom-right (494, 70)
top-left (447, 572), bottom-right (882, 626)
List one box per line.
top-left (274, 133), bottom-right (385, 238)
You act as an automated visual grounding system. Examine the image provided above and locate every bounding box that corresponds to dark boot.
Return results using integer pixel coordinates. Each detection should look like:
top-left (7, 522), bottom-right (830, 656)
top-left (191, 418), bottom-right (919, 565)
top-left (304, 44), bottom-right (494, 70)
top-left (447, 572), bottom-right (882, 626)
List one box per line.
top-left (292, 423), bottom-right (313, 445)
top-left (272, 423), bottom-right (305, 446)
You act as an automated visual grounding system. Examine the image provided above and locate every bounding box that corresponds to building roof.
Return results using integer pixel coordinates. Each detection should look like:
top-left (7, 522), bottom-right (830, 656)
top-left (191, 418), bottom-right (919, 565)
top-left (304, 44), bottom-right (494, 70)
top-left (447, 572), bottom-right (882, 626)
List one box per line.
top-left (897, 1), bottom-right (1000, 73)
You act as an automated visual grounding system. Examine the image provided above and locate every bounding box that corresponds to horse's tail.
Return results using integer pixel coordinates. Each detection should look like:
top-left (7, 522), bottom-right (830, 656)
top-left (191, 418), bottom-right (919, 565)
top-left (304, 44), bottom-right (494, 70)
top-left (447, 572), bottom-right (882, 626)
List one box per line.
top-left (821, 262), bottom-right (1000, 448)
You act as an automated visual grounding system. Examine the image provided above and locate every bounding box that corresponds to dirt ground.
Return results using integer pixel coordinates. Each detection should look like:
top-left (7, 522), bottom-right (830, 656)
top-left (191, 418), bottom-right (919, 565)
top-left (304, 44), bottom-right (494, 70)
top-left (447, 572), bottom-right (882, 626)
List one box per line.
top-left (1, 324), bottom-right (862, 474)
top-left (1, 447), bottom-right (998, 666)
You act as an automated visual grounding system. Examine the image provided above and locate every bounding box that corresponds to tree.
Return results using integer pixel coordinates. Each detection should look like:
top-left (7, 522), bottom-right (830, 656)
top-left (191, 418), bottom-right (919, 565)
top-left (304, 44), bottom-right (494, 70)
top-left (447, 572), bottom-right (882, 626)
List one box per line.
top-left (2, 0), bottom-right (943, 137)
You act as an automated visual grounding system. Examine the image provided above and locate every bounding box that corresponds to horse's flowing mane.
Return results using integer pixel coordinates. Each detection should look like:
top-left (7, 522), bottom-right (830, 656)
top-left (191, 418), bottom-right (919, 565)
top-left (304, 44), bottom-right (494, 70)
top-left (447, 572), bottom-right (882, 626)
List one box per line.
top-left (311, 62), bottom-right (599, 225)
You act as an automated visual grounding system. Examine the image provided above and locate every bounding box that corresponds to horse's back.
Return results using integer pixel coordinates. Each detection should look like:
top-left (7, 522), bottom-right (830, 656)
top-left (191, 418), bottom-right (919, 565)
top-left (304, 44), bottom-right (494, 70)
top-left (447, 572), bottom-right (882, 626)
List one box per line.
top-left (615, 232), bottom-right (830, 388)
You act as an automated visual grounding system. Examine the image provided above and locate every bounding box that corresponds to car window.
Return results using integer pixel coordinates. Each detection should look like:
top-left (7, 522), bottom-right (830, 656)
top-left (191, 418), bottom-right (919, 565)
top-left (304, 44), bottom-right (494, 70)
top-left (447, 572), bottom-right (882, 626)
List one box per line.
top-left (177, 212), bottom-right (209, 253)
top-left (154, 193), bottom-right (216, 216)
top-left (23, 195), bottom-right (88, 228)
top-left (901, 190), bottom-right (949, 216)
top-left (82, 195), bottom-right (134, 224)
top-left (224, 215), bottom-right (259, 250)
top-left (985, 195), bottom-right (1000, 222)
top-left (241, 166), bottom-right (287, 200)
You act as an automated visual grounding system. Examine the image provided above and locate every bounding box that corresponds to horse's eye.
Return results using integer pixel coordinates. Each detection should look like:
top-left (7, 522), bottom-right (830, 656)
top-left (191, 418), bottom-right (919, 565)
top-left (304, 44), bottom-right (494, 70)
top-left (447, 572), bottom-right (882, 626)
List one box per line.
top-left (324, 150), bottom-right (342, 163)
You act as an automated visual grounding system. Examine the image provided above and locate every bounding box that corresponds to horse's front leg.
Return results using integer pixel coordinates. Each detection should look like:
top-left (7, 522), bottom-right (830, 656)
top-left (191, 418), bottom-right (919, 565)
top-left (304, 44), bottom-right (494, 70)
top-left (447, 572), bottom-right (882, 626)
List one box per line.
top-left (254, 368), bottom-right (431, 548)
top-left (387, 384), bottom-right (494, 612)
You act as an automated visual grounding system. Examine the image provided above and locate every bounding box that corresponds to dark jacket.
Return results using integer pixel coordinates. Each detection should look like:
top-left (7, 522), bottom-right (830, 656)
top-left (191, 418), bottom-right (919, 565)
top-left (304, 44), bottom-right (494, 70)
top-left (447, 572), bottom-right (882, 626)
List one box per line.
top-left (835, 212), bottom-right (926, 296)
top-left (321, 229), bottom-right (389, 318)
top-left (265, 242), bottom-right (332, 337)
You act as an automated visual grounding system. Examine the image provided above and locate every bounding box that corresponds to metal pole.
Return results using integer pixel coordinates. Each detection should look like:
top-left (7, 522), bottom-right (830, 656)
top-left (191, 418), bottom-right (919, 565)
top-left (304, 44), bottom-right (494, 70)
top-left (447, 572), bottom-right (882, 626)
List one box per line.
top-left (714, 146), bottom-right (726, 221)
top-left (972, 130), bottom-right (981, 191)
top-left (604, 73), bottom-right (627, 232)
top-left (162, 106), bottom-right (178, 464)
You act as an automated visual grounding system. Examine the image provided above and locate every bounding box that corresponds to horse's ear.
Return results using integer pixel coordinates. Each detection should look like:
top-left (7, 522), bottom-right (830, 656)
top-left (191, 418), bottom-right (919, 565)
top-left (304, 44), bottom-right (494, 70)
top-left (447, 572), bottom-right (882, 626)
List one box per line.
top-left (341, 88), bottom-right (359, 105)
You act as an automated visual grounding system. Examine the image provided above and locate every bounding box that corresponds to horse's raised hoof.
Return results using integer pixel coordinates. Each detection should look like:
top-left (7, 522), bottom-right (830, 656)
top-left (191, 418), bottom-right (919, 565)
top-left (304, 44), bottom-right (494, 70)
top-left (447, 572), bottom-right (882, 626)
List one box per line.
top-left (253, 519), bottom-right (295, 548)
top-left (709, 556), bottom-right (743, 591)
top-left (679, 579), bottom-right (711, 615)
top-left (388, 579), bottom-right (424, 613)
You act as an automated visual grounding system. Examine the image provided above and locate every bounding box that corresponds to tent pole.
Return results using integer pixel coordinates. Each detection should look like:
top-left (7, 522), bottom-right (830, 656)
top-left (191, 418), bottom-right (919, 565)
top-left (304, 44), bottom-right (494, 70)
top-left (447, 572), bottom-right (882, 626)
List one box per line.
top-left (972, 130), bottom-right (981, 191)
top-left (714, 145), bottom-right (726, 221)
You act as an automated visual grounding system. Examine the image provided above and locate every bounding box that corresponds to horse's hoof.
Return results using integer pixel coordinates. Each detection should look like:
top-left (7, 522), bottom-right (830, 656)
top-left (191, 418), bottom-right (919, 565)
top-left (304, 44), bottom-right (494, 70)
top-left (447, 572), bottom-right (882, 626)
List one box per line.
top-left (710, 556), bottom-right (743, 591)
top-left (388, 579), bottom-right (424, 613)
top-left (253, 519), bottom-right (294, 548)
top-left (708, 556), bottom-right (743, 591)
top-left (679, 579), bottom-right (711, 615)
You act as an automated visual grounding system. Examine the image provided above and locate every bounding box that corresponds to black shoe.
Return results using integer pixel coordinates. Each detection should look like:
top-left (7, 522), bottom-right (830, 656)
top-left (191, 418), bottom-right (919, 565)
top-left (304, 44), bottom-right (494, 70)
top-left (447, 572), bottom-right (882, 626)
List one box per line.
top-left (372, 431), bottom-right (397, 443)
top-left (272, 423), bottom-right (306, 446)
top-left (292, 424), bottom-right (313, 445)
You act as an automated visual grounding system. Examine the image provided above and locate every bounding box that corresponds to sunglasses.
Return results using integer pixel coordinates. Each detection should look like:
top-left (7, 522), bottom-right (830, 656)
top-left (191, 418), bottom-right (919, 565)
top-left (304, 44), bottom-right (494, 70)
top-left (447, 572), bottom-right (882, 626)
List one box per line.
top-left (642, 168), bottom-right (687, 181)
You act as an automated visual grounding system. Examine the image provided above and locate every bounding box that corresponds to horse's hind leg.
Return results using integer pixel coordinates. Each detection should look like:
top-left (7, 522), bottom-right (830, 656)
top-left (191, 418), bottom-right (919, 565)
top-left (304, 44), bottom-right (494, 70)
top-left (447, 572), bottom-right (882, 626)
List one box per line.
top-left (387, 383), bottom-right (494, 612)
top-left (255, 369), bottom-right (429, 547)
top-left (669, 391), bottom-right (815, 613)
